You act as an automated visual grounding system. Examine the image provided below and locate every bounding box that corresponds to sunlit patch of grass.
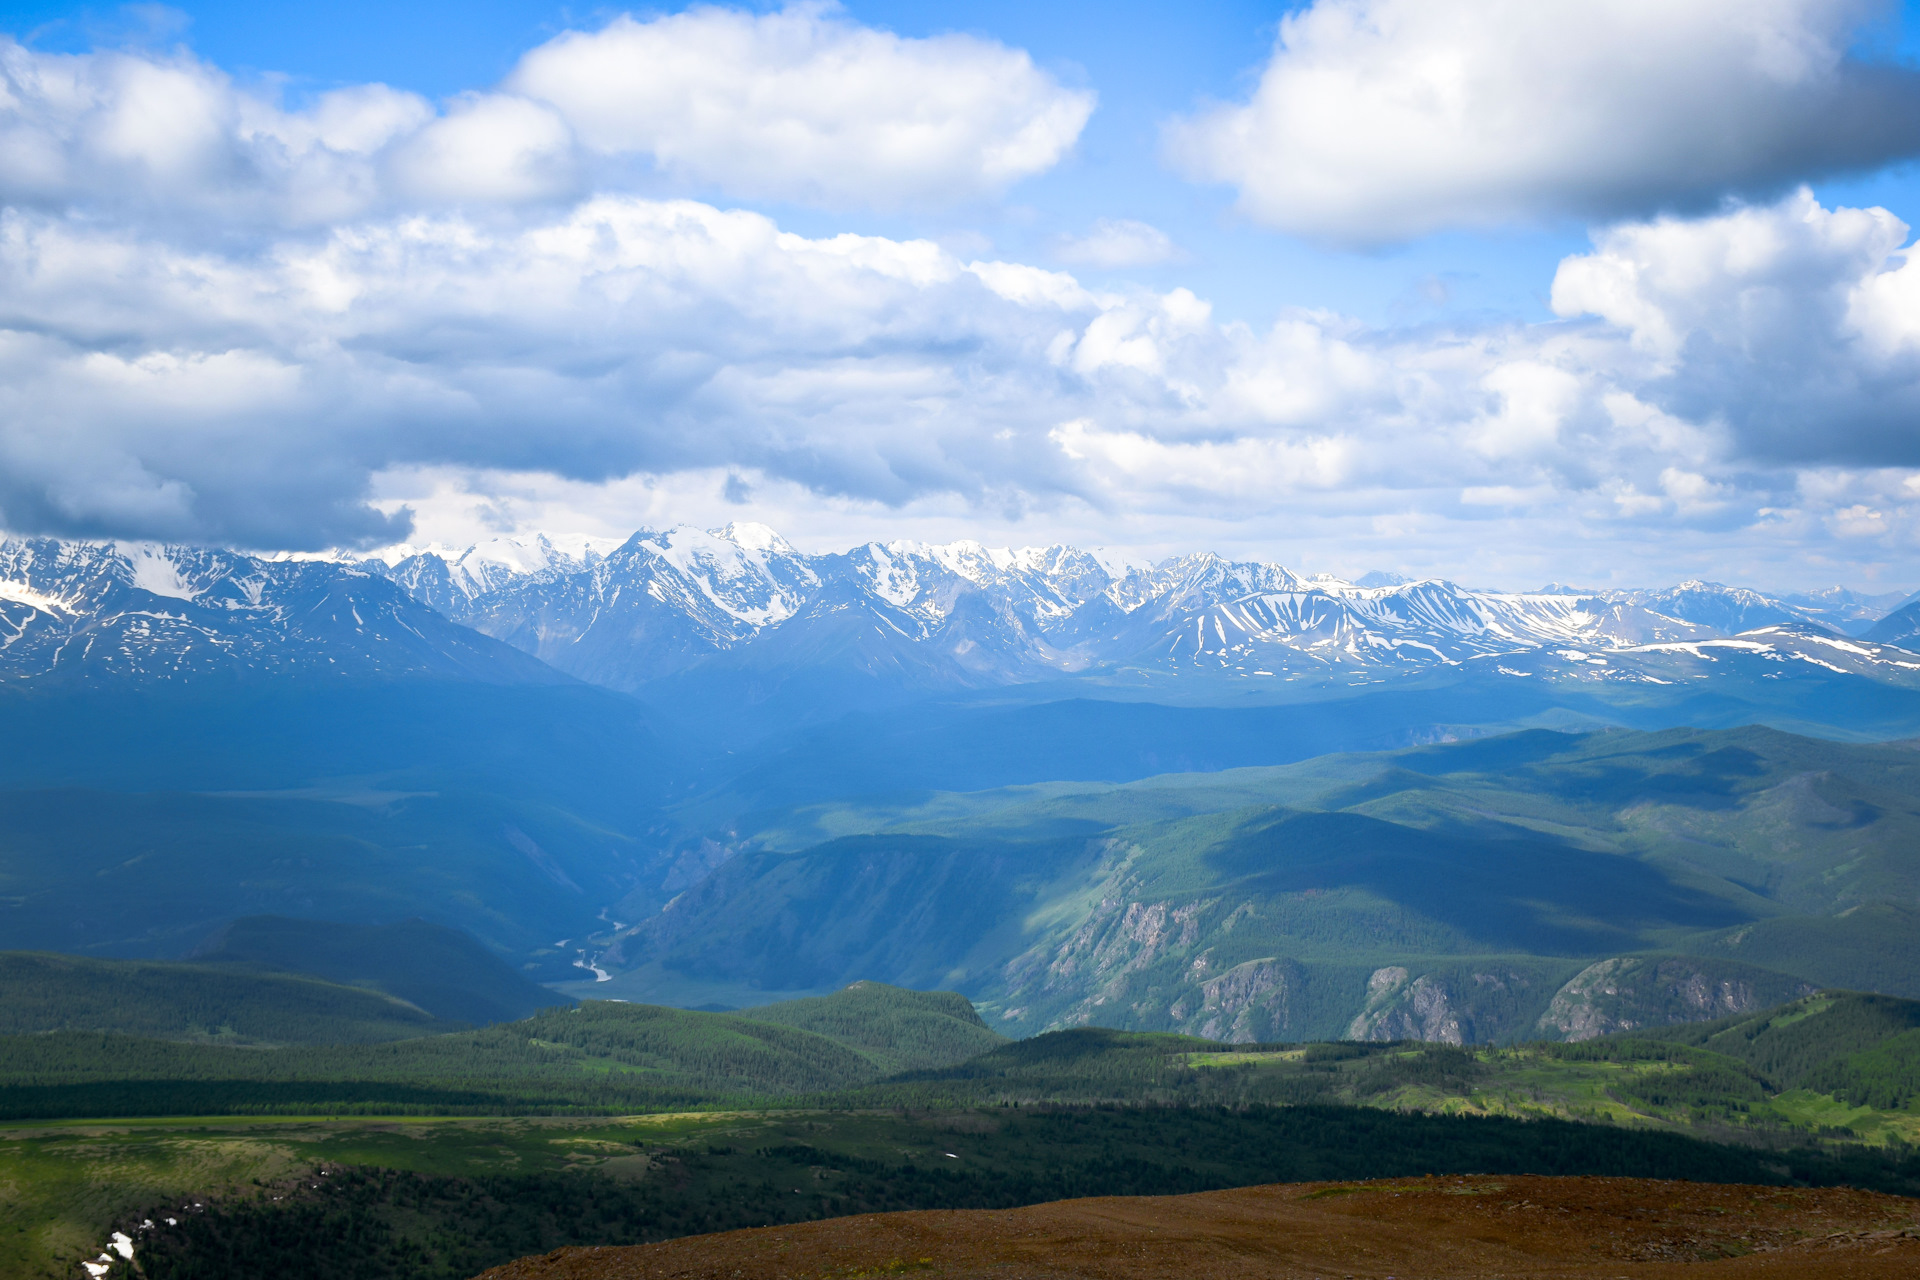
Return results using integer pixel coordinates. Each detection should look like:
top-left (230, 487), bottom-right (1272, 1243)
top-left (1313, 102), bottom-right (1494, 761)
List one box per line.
top-left (1767, 1090), bottom-right (1920, 1145)
top-left (1183, 1049), bottom-right (1304, 1068)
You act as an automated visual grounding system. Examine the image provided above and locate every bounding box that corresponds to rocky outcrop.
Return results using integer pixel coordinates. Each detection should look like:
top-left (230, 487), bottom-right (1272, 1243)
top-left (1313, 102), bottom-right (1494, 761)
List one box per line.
top-left (1174, 957), bottom-right (1302, 1043)
top-left (1347, 967), bottom-right (1465, 1044)
top-left (1001, 885), bottom-right (1214, 1027)
top-left (1343, 966), bottom-right (1548, 1044)
top-left (1536, 956), bottom-right (1817, 1041)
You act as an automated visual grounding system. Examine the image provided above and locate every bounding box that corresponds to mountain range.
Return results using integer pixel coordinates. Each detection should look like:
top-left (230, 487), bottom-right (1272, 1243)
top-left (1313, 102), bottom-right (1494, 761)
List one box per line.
top-left (365, 525), bottom-right (1920, 720)
top-left (4, 527), bottom-right (1920, 1048)
top-left (8, 527), bottom-right (1913, 721)
top-left (0, 537), bottom-right (558, 686)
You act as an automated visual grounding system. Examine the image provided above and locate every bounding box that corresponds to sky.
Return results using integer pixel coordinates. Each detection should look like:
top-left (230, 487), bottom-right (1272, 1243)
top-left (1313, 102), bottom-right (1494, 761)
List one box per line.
top-left (4, 0), bottom-right (1920, 590)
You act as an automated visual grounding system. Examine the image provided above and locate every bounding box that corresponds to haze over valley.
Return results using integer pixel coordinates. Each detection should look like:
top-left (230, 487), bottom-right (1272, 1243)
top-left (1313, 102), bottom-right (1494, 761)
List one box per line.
top-left (4, 528), bottom-right (1920, 1046)
top-left (10, 1), bottom-right (1920, 1276)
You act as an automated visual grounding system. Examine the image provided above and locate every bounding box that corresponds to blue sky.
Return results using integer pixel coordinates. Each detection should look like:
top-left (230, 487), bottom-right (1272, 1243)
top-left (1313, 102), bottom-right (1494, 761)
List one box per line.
top-left (4, 1), bottom-right (1920, 589)
top-left (2, 0), bottom-right (1630, 325)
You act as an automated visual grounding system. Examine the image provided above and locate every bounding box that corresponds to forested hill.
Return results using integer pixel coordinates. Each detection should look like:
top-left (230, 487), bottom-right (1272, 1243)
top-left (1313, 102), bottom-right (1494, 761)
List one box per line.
top-left (0, 952), bottom-right (464, 1045)
top-left (0, 982), bottom-right (1009, 1120)
top-left (601, 726), bottom-right (1920, 1043)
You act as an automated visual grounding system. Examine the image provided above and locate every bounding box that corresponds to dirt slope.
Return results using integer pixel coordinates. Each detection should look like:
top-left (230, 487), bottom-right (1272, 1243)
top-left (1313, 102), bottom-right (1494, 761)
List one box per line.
top-left (475, 1175), bottom-right (1920, 1280)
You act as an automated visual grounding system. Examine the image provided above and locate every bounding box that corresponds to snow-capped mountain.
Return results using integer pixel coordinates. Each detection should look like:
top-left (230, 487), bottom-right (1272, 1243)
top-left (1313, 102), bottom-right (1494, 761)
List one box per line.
top-left (1867, 599), bottom-right (1920, 648)
top-left (4, 525), bottom-right (1908, 701)
top-left (370, 532), bottom-right (625, 619)
top-left (1783, 586), bottom-right (1916, 636)
top-left (362, 523), bottom-right (1916, 702)
top-left (0, 538), bottom-right (564, 685)
top-left (1620, 581), bottom-right (1825, 637)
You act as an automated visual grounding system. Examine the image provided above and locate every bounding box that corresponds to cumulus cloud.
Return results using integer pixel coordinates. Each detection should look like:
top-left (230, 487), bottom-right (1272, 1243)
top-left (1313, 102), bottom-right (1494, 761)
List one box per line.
top-left (0, 197), bottom-right (1083, 545)
top-left (1166, 0), bottom-right (1920, 244)
top-left (5, 185), bottom-right (1920, 570)
top-left (1054, 218), bottom-right (1183, 268)
top-left (1551, 188), bottom-right (1920, 466)
top-left (0, 4), bottom-right (1089, 223)
top-left (2, 6), bottom-right (1920, 580)
top-left (0, 41), bottom-right (435, 224)
top-left (508, 3), bottom-right (1094, 209)
top-left (389, 94), bottom-right (576, 206)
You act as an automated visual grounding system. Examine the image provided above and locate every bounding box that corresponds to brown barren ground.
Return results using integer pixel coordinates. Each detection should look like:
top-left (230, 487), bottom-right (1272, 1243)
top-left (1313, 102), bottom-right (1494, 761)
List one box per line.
top-left (474, 1176), bottom-right (1920, 1280)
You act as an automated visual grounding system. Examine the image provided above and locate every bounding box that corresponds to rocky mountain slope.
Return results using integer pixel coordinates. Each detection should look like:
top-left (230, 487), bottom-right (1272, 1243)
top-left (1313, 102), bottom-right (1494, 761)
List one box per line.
top-left (593, 725), bottom-right (1920, 1045)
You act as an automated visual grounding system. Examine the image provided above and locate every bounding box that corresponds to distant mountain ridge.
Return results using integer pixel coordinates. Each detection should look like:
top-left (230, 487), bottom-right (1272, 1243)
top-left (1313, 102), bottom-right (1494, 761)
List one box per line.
top-left (1, 529), bottom-right (1910, 705)
top-left (1867, 598), bottom-right (1920, 647)
top-left (363, 524), bottom-right (1918, 709)
top-left (0, 537), bottom-right (562, 686)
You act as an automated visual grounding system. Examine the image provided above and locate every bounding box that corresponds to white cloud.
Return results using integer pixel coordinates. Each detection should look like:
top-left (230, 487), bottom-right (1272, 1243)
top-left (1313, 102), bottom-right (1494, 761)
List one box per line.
top-left (1165, 0), bottom-right (1920, 244)
top-left (1552, 188), bottom-right (1906, 363)
top-left (1829, 503), bottom-right (1889, 536)
top-left (1054, 218), bottom-right (1182, 268)
top-left (1550, 188), bottom-right (1920, 466)
top-left (1469, 363), bottom-right (1584, 460)
top-left (4, 67), bottom-right (1920, 586)
top-left (0, 4), bottom-right (1089, 223)
top-left (0, 41), bottom-right (440, 224)
top-left (389, 94), bottom-right (576, 205)
top-left (1051, 418), bottom-right (1356, 501)
top-left (506, 3), bottom-right (1094, 209)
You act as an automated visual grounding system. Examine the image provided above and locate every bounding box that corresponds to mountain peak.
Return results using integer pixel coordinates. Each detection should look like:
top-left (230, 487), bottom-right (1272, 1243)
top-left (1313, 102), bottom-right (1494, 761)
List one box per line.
top-left (713, 521), bottom-right (794, 554)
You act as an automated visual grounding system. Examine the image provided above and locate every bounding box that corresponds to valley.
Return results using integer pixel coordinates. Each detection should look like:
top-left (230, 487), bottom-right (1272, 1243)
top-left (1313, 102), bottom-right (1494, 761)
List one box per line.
top-left (17, 5), bottom-right (1920, 1277)
top-left (596, 725), bottom-right (1920, 1041)
top-left (4, 532), bottom-right (1920, 1279)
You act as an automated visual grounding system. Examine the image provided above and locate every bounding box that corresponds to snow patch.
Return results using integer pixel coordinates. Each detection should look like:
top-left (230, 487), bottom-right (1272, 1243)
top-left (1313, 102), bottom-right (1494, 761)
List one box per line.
top-left (0, 580), bottom-right (70, 615)
top-left (860, 544), bottom-right (920, 607)
top-left (1794, 634), bottom-right (1877, 658)
top-left (648, 525), bottom-right (803, 627)
top-left (713, 521), bottom-right (791, 554)
top-left (122, 544), bottom-right (201, 600)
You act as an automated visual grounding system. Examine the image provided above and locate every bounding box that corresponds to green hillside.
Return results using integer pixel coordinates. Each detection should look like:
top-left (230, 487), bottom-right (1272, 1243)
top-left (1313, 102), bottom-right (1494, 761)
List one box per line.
top-left (0, 1005), bottom-right (861, 1119)
top-left (735, 980), bottom-right (1006, 1072)
top-left (189, 916), bottom-right (565, 1025)
top-left (0, 984), bottom-right (1006, 1119)
top-left (9, 979), bottom-right (1912, 1153)
top-left (0, 786), bottom-right (653, 978)
top-left (9, 990), bottom-right (1920, 1278)
top-left (17, 1104), bottom-right (1912, 1280)
top-left (1690, 903), bottom-right (1920, 997)
top-left (611, 726), bottom-right (1920, 1041)
top-left (820, 992), bottom-right (1920, 1148)
top-left (1639, 991), bottom-right (1920, 1094)
top-left (0, 951), bottom-right (462, 1045)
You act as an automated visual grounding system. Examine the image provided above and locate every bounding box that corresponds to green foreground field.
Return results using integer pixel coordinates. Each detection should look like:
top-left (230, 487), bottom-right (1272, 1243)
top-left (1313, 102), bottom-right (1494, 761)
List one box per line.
top-left (16, 1101), bottom-right (1920, 1280)
top-left (9, 982), bottom-right (1920, 1278)
top-left (0, 1111), bottom-right (730, 1279)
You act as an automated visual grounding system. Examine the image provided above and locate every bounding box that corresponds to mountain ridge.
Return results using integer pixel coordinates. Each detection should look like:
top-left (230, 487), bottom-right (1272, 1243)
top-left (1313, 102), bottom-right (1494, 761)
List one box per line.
top-left (0, 537), bottom-right (566, 687)
top-left (363, 525), bottom-right (1919, 714)
top-left (2, 530), bottom-right (1914, 715)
